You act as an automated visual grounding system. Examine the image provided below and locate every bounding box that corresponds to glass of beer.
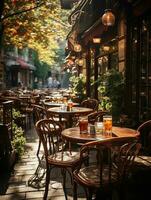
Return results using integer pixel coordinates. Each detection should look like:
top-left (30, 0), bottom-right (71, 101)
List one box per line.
top-left (103, 115), bottom-right (112, 136)
top-left (79, 117), bottom-right (88, 134)
top-left (68, 100), bottom-right (73, 111)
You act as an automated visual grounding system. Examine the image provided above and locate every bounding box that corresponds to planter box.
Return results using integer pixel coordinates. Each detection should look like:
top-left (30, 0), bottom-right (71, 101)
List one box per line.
top-left (0, 124), bottom-right (16, 171)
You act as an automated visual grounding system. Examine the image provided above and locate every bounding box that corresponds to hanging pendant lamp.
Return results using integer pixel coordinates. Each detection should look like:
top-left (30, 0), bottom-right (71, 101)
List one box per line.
top-left (74, 43), bottom-right (82, 52)
top-left (102, 9), bottom-right (115, 26)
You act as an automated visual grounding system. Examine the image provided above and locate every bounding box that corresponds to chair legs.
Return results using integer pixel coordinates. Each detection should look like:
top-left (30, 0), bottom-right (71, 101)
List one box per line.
top-left (61, 168), bottom-right (68, 200)
top-left (73, 180), bottom-right (78, 200)
top-left (37, 140), bottom-right (41, 158)
top-left (44, 165), bottom-right (50, 200)
top-left (86, 188), bottom-right (93, 200)
top-left (44, 166), bottom-right (76, 200)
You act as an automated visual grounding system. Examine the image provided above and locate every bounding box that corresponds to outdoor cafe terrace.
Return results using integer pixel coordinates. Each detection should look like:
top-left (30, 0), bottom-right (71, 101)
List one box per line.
top-left (1, 0), bottom-right (151, 200)
top-left (0, 87), bottom-right (151, 200)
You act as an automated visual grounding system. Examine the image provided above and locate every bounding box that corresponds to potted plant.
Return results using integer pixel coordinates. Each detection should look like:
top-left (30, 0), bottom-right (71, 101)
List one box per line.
top-left (12, 109), bottom-right (26, 158)
top-left (69, 73), bottom-right (87, 102)
top-left (98, 68), bottom-right (125, 122)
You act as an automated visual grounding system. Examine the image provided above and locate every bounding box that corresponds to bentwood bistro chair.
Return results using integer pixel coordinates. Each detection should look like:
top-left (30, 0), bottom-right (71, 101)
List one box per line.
top-left (33, 105), bottom-right (49, 158)
top-left (134, 120), bottom-right (151, 170)
top-left (34, 104), bottom-right (66, 158)
top-left (73, 137), bottom-right (141, 200)
top-left (81, 98), bottom-right (99, 111)
top-left (87, 110), bottom-right (109, 125)
top-left (36, 119), bottom-right (81, 200)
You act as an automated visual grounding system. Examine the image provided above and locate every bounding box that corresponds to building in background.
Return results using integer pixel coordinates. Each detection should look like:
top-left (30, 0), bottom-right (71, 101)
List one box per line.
top-left (2, 46), bottom-right (35, 89)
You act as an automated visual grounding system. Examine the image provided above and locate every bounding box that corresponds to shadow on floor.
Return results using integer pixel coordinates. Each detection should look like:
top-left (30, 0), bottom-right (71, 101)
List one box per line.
top-left (95, 169), bottom-right (151, 200)
top-left (0, 168), bottom-right (12, 194)
top-left (27, 157), bottom-right (86, 198)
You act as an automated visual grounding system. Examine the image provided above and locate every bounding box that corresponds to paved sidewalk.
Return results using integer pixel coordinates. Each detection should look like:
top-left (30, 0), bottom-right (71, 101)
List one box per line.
top-left (0, 126), bottom-right (85, 200)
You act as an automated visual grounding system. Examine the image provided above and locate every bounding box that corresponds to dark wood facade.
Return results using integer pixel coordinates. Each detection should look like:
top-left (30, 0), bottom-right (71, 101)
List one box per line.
top-left (67, 0), bottom-right (151, 125)
top-left (126, 9), bottom-right (151, 123)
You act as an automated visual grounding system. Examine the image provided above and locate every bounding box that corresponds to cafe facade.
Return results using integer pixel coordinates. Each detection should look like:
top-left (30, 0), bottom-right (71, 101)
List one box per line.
top-left (67, 0), bottom-right (151, 125)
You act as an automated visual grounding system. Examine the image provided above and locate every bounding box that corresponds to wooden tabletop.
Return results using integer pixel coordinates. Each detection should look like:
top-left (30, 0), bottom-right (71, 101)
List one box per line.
top-left (48, 107), bottom-right (93, 128)
top-left (47, 107), bottom-right (93, 115)
top-left (61, 126), bottom-right (140, 143)
top-left (44, 101), bottom-right (79, 107)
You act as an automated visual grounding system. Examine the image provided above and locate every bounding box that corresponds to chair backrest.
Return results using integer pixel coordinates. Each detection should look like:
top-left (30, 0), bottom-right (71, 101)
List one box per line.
top-left (33, 105), bottom-right (48, 123)
top-left (137, 120), bottom-right (151, 155)
top-left (35, 119), bottom-right (63, 158)
top-left (78, 137), bottom-right (141, 186)
top-left (87, 110), bottom-right (109, 124)
top-left (19, 96), bottom-right (33, 113)
top-left (32, 95), bottom-right (41, 105)
top-left (81, 98), bottom-right (99, 111)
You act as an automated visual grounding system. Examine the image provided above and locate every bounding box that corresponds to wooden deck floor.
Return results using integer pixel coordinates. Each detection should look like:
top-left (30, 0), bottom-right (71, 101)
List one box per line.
top-left (0, 125), bottom-right (86, 200)
top-left (1, 124), bottom-right (151, 200)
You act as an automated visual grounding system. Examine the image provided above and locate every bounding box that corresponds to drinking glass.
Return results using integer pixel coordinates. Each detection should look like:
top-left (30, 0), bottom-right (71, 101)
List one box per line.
top-left (103, 115), bottom-right (112, 136)
top-left (68, 100), bottom-right (73, 111)
top-left (63, 97), bottom-right (68, 104)
top-left (79, 117), bottom-right (88, 134)
top-left (95, 122), bottom-right (103, 134)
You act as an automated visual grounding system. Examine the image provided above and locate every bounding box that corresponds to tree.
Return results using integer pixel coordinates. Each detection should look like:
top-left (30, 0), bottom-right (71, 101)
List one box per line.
top-left (1, 0), bottom-right (71, 65)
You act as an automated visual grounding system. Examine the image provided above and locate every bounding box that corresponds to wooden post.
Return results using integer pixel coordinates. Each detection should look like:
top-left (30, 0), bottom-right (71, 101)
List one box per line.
top-left (94, 45), bottom-right (99, 99)
top-left (86, 46), bottom-right (91, 98)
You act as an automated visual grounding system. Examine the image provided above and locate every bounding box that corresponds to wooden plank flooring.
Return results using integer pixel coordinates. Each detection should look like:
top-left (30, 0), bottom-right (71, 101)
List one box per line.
top-left (0, 125), bottom-right (86, 200)
top-left (1, 124), bottom-right (149, 200)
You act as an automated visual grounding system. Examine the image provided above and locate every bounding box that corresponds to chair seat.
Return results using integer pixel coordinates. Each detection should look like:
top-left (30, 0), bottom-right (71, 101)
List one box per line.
top-left (74, 165), bottom-right (117, 187)
top-left (47, 151), bottom-right (80, 166)
top-left (73, 141), bottom-right (141, 200)
top-left (52, 117), bottom-right (67, 122)
top-left (134, 156), bottom-right (151, 168)
top-left (26, 107), bottom-right (33, 112)
top-left (21, 107), bottom-right (33, 113)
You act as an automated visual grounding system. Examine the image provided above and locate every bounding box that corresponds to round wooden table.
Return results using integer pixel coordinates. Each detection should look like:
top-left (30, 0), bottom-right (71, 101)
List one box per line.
top-left (61, 126), bottom-right (140, 143)
top-left (48, 107), bottom-right (93, 128)
top-left (43, 101), bottom-right (79, 108)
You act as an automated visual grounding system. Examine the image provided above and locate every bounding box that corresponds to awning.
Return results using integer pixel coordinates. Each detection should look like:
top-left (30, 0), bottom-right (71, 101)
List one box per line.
top-left (4, 55), bottom-right (36, 71)
top-left (5, 59), bottom-right (19, 67)
top-left (16, 58), bottom-right (29, 69)
top-left (67, 0), bottom-right (106, 49)
top-left (27, 63), bottom-right (36, 70)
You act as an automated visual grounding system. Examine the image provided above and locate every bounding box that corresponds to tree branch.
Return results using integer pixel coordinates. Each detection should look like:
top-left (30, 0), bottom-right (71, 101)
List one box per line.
top-left (1, 2), bottom-right (45, 21)
top-left (1, 2), bottom-right (71, 29)
top-left (48, 16), bottom-right (71, 29)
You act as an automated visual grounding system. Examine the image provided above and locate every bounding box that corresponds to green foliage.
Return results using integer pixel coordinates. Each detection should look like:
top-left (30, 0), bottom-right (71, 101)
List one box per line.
top-left (12, 108), bottom-right (23, 119)
top-left (34, 61), bottom-right (49, 80)
top-left (12, 109), bottom-right (26, 157)
top-left (1, 0), bottom-right (70, 65)
top-left (12, 122), bottom-right (26, 157)
top-left (99, 96), bottom-right (112, 112)
top-left (69, 74), bottom-right (87, 102)
top-left (98, 69), bottom-right (125, 121)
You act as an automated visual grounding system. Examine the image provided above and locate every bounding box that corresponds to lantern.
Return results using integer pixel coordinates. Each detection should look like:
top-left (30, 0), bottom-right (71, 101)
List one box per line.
top-left (102, 9), bottom-right (115, 26)
top-left (74, 44), bottom-right (82, 52)
top-left (93, 38), bottom-right (101, 44)
top-left (78, 58), bottom-right (84, 66)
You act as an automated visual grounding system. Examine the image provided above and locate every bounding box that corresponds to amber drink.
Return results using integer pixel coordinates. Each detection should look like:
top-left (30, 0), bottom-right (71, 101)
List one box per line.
top-left (103, 115), bottom-right (112, 136)
top-left (79, 118), bottom-right (88, 134)
top-left (67, 100), bottom-right (73, 111)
